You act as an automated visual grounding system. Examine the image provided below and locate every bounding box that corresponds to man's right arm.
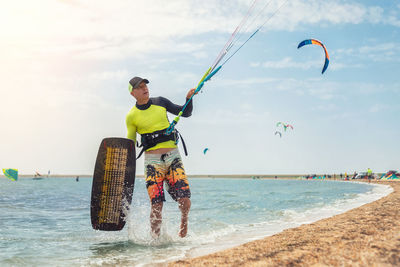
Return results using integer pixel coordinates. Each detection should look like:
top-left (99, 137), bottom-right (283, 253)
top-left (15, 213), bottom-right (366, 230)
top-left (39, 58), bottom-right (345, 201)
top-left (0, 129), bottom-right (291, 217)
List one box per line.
top-left (126, 115), bottom-right (137, 144)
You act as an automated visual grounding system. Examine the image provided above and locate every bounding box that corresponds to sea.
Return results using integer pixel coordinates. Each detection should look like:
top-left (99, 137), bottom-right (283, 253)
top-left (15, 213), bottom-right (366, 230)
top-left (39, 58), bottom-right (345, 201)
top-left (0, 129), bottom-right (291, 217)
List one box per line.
top-left (0, 177), bottom-right (392, 266)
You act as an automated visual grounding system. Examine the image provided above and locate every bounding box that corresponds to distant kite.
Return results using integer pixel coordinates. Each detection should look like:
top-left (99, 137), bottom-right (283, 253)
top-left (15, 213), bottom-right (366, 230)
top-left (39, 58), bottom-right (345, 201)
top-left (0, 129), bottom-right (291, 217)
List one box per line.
top-left (203, 148), bottom-right (209, 155)
top-left (3, 168), bottom-right (18, 181)
top-left (285, 124), bottom-right (294, 130)
top-left (275, 131), bottom-right (282, 138)
top-left (297, 39), bottom-right (330, 74)
top-left (277, 122), bottom-right (294, 132)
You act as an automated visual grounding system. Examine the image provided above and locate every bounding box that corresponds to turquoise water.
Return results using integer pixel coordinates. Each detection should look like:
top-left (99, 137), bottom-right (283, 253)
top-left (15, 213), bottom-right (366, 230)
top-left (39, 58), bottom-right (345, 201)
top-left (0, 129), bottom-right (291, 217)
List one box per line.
top-left (0, 178), bottom-right (392, 266)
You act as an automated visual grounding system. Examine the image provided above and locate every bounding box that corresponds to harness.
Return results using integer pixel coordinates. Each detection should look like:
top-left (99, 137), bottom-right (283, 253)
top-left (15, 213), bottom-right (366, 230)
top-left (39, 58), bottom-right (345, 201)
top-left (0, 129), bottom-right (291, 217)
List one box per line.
top-left (136, 128), bottom-right (187, 159)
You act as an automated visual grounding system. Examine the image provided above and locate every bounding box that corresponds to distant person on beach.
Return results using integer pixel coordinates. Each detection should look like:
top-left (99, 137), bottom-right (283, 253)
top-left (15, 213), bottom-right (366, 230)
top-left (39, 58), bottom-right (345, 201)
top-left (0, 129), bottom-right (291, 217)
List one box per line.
top-left (367, 168), bottom-right (373, 182)
top-left (76, 176), bottom-right (79, 182)
top-left (126, 76), bottom-right (195, 238)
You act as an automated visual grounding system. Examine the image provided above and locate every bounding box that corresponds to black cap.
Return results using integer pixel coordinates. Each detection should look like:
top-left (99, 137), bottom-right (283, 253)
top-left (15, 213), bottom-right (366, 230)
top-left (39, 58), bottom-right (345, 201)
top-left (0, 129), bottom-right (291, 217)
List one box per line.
top-left (129, 77), bottom-right (149, 92)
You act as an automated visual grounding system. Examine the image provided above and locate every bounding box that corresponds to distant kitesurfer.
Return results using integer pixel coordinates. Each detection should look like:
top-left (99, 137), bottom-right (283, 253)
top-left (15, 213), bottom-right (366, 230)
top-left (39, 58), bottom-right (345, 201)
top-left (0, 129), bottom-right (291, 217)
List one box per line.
top-left (126, 76), bottom-right (194, 238)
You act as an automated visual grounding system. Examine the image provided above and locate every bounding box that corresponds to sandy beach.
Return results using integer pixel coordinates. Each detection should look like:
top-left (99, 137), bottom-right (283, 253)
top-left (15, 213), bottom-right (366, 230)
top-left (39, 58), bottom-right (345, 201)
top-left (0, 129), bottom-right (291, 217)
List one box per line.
top-left (170, 180), bottom-right (400, 267)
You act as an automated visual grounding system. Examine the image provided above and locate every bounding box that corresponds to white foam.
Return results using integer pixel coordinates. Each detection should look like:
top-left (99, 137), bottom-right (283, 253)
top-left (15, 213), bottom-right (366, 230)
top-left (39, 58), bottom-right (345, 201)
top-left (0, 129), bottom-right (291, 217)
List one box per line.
top-left (184, 182), bottom-right (393, 258)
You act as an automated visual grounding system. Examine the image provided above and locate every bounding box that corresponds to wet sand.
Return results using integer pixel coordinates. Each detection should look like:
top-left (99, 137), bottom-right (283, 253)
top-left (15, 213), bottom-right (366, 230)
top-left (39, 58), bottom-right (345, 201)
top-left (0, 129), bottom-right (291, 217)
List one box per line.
top-left (170, 180), bottom-right (400, 266)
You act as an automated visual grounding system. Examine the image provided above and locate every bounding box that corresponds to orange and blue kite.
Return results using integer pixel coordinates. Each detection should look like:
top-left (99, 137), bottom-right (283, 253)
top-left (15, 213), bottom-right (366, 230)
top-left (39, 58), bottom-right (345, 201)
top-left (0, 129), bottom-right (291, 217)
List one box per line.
top-left (297, 39), bottom-right (330, 74)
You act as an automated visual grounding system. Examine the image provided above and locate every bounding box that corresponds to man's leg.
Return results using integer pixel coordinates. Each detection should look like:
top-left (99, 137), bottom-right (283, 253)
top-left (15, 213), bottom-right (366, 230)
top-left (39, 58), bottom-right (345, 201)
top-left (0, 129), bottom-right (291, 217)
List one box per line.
top-left (178, 197), bottom-right (191, 238)
top-left (164, 150), bottom-right (191, 237)
top-left (150, 202), bottom-right (163, 238)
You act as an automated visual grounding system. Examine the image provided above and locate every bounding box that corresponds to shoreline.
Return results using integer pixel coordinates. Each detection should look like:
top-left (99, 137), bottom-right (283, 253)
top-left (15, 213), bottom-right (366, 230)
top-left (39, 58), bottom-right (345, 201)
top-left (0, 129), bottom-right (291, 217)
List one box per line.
top-left (1, 174), bottom-right (385, 179)
top-left (170, 180), bottom-right (400, 266)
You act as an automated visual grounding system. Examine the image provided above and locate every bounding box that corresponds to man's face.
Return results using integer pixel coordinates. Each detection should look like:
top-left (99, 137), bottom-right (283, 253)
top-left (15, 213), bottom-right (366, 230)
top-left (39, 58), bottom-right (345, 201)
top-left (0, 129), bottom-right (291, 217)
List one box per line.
top-left (131, 82), bottom-right (149, 101)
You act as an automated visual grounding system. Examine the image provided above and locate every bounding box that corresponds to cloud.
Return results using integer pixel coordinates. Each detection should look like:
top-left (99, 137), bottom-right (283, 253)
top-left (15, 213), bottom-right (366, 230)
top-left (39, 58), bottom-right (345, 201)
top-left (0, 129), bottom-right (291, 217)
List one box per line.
top-left (2, 0), bottom-right (397, 62)
top-left (261, 57), bottom-right (310, 69)
top-left (251, 56), bottom-right (354, 73)
top-left (214, 77), bottom-right (279, 87)
top-left (251, 57), bottom-right (326, 71)
top-left (311, 103), bottom-right (337, 111)
top-left (1, 1), bottom-right (245, 61)
top-left (335, 42), bottom-right (400, 63)
top-left (267, 0), bottom-right (397, 31)
top-left (359, 43), bottom-right (400, 62)
top-left (386, 3), bottom-right (400, 27)
top-left (369, 104), bottom-right (388, 113)
top-left (307, 85), bottom-right (336, 100)
top-left (210, 75), bottom-right (397, 104)
top-left (195, 107), bottom-right (271, 126)
top-left (392, 83), bottom-right (400, 94)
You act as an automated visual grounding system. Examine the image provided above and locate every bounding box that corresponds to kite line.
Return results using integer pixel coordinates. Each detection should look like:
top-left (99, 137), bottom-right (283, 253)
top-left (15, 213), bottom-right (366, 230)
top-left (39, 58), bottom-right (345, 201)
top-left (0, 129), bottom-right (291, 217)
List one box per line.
top-left (166, 0), bottom-right (289, 135)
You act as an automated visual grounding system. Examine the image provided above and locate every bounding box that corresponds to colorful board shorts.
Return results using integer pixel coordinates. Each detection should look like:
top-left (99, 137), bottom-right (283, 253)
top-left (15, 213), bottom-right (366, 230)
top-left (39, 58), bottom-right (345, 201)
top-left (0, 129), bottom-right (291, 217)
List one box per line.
top-left (144, 149), bottom-right (191, 204)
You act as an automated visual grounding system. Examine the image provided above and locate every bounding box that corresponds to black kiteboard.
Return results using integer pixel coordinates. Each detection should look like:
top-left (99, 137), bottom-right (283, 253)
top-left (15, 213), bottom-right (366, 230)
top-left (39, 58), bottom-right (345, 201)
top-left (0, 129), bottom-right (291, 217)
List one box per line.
top-left (90, 137), bottom-right (136, 231)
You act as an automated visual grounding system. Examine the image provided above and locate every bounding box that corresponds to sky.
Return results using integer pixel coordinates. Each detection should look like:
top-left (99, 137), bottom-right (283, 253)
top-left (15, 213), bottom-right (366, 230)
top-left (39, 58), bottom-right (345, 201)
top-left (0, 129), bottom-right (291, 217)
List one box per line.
top-left (0, 0), bottom-right (399, 175)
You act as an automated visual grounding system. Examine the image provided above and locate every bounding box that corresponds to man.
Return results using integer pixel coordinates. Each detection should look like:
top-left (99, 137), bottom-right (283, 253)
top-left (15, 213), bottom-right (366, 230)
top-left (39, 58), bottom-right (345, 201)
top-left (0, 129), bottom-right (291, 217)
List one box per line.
top-left (126, 76), bottom-right (195, 238)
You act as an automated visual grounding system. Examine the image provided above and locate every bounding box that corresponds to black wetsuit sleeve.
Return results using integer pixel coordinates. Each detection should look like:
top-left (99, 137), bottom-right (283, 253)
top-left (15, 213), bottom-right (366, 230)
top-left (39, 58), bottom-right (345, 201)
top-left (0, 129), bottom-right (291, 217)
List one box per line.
top-left (160, 97), bottom-right (193, 117)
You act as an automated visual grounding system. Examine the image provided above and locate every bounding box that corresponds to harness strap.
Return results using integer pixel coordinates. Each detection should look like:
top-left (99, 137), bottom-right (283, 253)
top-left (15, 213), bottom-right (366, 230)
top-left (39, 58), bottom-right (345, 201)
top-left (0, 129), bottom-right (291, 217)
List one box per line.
top-left (136, 128), bottom-right (188, 159)
top-left (175, 129), bottom-right (188, 156)
top-left (136, 146), bottom-right (146, 160)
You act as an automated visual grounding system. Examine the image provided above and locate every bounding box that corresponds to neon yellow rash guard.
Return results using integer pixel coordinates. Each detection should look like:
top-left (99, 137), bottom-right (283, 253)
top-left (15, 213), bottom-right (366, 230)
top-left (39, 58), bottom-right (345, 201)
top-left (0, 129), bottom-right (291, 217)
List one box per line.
top-left (126, 96), bottom-right (193, 151)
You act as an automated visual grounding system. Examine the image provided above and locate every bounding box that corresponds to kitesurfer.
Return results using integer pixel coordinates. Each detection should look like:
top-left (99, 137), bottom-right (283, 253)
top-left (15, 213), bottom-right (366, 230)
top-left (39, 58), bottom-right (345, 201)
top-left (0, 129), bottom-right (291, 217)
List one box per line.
top-left (126, 76), bottom-right (195, 238)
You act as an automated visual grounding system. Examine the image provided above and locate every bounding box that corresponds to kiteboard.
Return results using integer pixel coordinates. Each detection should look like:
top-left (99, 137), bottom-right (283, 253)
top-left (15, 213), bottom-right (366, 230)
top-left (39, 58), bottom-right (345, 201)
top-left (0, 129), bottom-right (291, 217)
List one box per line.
top-left (90, 137), bottom-right (136, 231)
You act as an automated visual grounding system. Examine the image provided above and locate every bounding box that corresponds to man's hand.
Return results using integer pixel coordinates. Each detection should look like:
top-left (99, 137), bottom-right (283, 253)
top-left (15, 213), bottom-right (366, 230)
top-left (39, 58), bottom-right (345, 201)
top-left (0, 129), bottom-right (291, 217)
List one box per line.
top-left (186, 88), bottom-right (197, 98)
